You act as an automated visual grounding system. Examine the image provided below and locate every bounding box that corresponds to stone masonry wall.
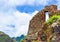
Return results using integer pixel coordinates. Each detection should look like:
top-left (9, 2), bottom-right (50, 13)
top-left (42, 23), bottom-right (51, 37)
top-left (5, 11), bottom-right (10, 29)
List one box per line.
top-left (27, 5), bottom-right (59, 40)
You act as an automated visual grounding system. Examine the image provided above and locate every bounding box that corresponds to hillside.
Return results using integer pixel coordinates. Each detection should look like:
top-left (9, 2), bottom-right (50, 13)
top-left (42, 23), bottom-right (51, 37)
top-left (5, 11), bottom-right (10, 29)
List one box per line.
top-left (0, 31), bottom-right (14, 42)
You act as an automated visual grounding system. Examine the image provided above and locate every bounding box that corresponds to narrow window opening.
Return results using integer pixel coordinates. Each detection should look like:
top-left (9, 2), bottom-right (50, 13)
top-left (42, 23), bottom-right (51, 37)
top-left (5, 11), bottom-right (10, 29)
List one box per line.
top-left (45, 12), bottom-right (49, 21)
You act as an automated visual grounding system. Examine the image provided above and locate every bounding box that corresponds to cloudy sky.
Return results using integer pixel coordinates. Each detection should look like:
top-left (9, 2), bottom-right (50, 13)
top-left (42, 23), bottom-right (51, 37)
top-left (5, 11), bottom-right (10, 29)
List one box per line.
top-left (0, 0), bottom-right (60, 37)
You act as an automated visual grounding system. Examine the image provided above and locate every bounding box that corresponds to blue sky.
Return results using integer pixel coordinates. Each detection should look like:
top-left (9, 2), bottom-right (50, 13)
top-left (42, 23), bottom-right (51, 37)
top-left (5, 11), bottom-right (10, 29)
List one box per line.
top-left (0, 0), bottom-right (60, 37)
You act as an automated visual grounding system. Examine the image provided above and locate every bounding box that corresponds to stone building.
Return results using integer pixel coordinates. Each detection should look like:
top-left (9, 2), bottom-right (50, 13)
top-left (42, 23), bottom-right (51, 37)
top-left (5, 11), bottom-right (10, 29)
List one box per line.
top-left (27, 5), bottom-right (60, 42)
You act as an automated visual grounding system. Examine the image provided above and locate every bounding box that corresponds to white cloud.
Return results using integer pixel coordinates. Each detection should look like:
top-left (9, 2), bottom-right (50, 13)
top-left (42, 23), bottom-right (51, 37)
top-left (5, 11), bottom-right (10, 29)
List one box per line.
top-left (13, 10), bottom-right (38, 37)
top-left (56, 0), bottom-right (60, 10)
top-left (0, 0), bottom-right (49, 37)
top-left (0, 0), bottom-right (50, 6)
top-left (0, 9), bottom-right (38, 37)
top-left (34, 0), bottom-right (49, 6)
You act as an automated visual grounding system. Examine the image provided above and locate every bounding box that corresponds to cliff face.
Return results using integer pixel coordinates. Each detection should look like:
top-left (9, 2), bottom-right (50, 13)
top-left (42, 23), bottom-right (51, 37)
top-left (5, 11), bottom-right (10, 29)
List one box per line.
top-left (27, 5), bottom-right (60, 40)
top-left (0, 31), bottom-right (14, 42)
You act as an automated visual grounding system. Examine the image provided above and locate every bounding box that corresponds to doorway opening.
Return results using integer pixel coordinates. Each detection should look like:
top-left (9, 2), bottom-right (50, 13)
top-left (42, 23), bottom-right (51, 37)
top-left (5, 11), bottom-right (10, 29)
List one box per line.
top-left (45, 12), bottom-right (49, 21)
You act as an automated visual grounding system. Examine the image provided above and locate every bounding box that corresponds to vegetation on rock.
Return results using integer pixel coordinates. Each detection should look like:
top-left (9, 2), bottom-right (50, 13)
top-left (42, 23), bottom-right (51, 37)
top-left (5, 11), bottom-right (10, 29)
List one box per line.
top-left (0, 31), bottom-right (14, 42)
top-left (44, 15), bottom-right (60, 42)
top-left (46, 15), bottom-right (60, 24)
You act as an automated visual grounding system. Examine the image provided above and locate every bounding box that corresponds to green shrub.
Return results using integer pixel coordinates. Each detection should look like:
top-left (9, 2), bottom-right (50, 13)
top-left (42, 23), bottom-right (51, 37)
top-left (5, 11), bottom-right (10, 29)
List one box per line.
top-left (46, 15), bottom-right (60, 24)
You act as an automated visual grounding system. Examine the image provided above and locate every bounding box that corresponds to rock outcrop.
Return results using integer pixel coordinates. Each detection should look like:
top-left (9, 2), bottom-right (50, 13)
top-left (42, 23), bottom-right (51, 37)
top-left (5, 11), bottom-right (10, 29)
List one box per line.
top-left (27, 5), bottom-right (60, 41)
top-left (50, 18), bottom-right (60, 42)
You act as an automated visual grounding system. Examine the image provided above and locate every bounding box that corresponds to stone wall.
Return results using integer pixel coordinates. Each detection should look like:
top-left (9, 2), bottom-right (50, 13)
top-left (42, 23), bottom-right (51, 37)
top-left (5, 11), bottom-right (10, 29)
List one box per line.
top-left (27, 5), bottom-right (60, 40)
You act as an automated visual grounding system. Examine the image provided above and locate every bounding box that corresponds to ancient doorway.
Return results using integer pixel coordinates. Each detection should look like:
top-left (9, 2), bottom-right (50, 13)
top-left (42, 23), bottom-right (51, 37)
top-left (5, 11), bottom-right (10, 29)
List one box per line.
top-left (45, 12), bottom-right (49, 21)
